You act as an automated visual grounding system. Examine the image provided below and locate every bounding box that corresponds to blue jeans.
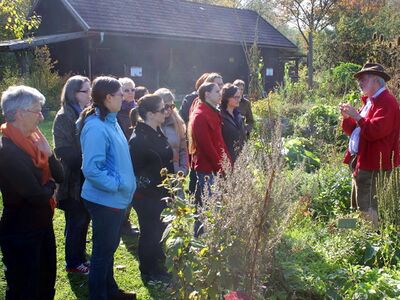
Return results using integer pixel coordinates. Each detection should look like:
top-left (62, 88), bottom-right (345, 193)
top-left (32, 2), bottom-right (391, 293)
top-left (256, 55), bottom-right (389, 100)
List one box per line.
top-left (0, 226), bottom-right (56, 300)
top-left (84, 200), bottom-right (126, 300)
top-left (64, 200), bottom-right (90, 268)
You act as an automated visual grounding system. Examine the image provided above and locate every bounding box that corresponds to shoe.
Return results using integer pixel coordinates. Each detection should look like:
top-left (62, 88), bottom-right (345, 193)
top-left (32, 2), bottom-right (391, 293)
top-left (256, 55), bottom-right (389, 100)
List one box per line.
top-left (109, 289), bottom-right (136, 300)
top-left (66, 263), bottom-right (90, 275)
top-left (83, 260), bottom-right (90, 267)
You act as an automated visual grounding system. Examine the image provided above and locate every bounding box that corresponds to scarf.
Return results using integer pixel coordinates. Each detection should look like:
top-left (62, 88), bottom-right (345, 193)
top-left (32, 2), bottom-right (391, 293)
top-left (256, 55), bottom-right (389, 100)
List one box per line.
top-left (0, 123), bottom-right (56, 212)
top-left (121, 100), bottom-right (136, 112)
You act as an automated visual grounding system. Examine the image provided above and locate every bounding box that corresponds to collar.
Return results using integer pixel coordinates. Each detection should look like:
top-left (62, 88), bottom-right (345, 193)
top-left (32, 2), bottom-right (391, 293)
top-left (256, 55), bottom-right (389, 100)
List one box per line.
top-left (95, 108), bottom-right (118, 123)
top-left (204, 100), bottom-right (220, 112)
top-left (371, 87), bottom-right (386, 100)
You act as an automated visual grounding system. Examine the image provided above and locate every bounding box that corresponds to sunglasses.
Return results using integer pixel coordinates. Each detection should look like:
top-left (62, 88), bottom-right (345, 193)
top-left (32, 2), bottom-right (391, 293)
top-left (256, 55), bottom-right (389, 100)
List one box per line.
top-left (165, 104), bottom-right (175, 110)
top-left (123, 88), bottom-right (135, 93)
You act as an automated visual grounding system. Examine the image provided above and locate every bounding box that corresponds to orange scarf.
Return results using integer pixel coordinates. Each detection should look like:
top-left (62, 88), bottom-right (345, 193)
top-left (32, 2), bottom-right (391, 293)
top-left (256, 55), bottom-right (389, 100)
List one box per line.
top-left (0, 123), bottom-right (56, 212)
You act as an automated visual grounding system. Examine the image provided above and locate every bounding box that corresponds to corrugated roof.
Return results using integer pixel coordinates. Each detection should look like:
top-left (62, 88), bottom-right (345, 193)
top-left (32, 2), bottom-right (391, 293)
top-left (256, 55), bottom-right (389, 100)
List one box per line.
top-left (61, 0), bottom-right (297, 49)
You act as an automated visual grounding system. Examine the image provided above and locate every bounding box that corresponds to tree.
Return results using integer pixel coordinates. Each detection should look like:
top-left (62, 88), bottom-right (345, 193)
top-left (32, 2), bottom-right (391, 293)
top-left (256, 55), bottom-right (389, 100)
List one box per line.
top-left (314, 0), bottom-right (399, 70)
top-left (275, 0), bottom-right (338, 88)
top-left (0, 0), bottom-right (41, 40)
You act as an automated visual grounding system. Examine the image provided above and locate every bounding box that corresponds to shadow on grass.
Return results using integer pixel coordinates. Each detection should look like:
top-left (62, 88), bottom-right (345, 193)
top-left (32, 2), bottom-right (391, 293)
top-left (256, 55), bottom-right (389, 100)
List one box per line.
top-left (67, 273), bottom-right (89, 300)
top-left (121, 234), bottom-right (139, 260)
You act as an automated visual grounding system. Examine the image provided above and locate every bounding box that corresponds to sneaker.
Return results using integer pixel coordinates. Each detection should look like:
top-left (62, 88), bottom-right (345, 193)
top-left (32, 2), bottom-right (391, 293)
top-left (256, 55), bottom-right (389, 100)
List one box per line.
top-left (66, 263), bottom-right (90, 275)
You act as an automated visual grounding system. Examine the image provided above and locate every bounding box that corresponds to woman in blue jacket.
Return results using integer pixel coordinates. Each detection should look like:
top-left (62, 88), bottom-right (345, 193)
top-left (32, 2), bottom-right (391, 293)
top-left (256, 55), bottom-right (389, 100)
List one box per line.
top-left (79, 76), bottom-right (137, 300)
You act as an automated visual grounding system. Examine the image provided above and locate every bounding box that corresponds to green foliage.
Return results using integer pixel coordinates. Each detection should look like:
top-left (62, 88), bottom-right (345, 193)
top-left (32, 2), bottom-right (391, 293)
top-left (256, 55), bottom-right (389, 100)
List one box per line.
top-left (319, 62), bottom-right (362, 96)
top-left (294, 104), bottom-right (343, 145)
top-left (329, 265), bottom-right (400, 299)
top-left (27, 46), bottom-right (65, 111)
top-left (277, 65), bottom-right (311, 104)
top-left (376, 168), bottom-right (400, 230)
top-left (283, 137), bottom-right (320, 172)
top-left (309, 163), bottom-right (351, 221)
top-left (0, 0), bottom-right (41, 40)
top-left (0, 46), bottom-right (65, 112)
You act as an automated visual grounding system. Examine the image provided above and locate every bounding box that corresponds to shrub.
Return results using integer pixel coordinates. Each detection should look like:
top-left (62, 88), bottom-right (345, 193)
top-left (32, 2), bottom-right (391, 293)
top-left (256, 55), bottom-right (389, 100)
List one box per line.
top-left (162, 124), bottom-right (302, 299)
top-left (293, 104), bottom-right (344, 145)
top-left (309, 163), bottom-right (351, 221)
top-left (0, 46), bottom-right (65, 113)
top-left (276, 65), bottom-right (312, 105)
top-left (283, 137), bottom-right (320, 172)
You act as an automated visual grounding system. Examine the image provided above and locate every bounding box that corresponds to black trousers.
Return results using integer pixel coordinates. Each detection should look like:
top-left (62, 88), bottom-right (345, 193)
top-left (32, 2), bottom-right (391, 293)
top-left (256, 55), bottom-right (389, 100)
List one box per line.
top-left (0, 226), bottom-right (56, 300)
top-left (133, 197), bottom-right (166, 276)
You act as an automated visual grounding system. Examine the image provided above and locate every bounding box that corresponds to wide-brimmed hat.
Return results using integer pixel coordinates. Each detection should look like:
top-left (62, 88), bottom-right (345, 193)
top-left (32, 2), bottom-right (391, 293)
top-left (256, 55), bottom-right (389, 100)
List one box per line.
top-left (354, 63), bottom-right (391, 82)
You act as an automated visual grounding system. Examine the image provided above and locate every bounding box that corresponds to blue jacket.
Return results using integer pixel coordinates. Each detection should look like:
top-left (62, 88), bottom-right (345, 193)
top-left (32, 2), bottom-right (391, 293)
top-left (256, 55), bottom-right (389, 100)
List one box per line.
top-left (80, 111), bottom-right (136, 209)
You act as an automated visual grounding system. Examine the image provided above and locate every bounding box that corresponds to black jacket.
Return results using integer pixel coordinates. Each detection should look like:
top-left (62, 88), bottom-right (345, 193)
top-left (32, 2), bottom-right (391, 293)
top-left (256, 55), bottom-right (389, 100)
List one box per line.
top-left (0, 137), bottom-right (63, 234)
top-left (53, 104), bottom-right (83, 209)
top-left (221, 109), bottom-right (246, 162)
top-left (179, 91), bottom-right (198, 124)
top-left (129, 122), bottom-right (174, 201)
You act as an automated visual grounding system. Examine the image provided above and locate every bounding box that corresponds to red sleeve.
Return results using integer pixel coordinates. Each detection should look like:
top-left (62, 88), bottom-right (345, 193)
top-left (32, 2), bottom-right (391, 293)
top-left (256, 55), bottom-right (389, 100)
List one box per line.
top-left (358, 100), bottom-right (398, 141)
top-left (342, 117), bottom-right (357, 136)
top-left (192, 114), bottom-right (221, 171)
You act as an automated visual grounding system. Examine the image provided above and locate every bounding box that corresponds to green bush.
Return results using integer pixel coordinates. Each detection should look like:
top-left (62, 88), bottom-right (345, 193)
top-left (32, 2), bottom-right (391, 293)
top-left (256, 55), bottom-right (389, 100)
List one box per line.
top-left (294, 104), bottom-right (343, 145)
top-left (0, 46), bottom-right (65, 113)
top-left (283, 137), bottom-right (320, 172)
top-left (319, 62), bottom-right (361, 97)
top-left (310, 163), bottom-right (351, 221)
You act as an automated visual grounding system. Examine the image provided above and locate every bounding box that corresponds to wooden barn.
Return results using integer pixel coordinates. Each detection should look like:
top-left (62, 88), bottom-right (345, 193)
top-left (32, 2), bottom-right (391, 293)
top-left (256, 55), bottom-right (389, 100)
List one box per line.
top-left (0, 0), bottom-right (300, 94)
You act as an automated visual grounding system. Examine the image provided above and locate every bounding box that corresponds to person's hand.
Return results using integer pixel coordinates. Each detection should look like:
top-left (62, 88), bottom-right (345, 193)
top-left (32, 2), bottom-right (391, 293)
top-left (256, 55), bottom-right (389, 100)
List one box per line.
top-left (339, 104), bottom-right (361, 121)
top-left (31, 128), bottom-right (52, 157)
top-left (339, 103), bottom-right (350, 118)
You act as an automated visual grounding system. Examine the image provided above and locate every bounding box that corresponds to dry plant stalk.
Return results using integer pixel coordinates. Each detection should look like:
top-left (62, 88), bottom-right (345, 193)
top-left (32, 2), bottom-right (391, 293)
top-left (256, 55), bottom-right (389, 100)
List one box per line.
top-left (198, 122), bottom-right (302, 298)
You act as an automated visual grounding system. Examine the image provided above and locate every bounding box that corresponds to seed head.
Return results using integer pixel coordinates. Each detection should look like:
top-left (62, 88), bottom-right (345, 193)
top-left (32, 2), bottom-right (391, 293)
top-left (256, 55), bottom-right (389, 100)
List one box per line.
top-left (160, 168), bottom-right (168, 177)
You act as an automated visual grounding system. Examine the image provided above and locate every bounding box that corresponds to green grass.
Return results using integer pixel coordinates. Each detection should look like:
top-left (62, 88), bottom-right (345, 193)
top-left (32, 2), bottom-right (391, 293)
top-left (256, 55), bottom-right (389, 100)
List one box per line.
top-left (0, 119), bottom-right (169, 299)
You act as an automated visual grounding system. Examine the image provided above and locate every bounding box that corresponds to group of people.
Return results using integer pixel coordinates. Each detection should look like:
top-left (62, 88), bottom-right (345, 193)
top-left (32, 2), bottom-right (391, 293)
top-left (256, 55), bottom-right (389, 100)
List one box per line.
top-left (0, 71), bottom-right (254, 300)
top-left (1, 61), bottom-right (396, 300)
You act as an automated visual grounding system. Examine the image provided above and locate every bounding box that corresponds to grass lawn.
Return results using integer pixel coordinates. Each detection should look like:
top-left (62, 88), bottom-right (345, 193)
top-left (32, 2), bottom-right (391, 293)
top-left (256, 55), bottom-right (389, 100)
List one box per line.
top-left (0, 119), bottom-right (169, 299)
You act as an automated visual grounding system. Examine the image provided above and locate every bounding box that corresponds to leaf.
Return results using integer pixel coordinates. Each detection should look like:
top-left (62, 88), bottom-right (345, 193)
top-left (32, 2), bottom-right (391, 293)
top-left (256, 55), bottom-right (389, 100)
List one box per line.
top-left (161, 223), bottom-right (172, 242)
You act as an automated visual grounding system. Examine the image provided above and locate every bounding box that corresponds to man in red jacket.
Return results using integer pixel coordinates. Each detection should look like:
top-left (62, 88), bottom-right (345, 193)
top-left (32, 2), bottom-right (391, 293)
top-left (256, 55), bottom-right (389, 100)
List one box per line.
top-left (339, 63), bottom-right (400, 227)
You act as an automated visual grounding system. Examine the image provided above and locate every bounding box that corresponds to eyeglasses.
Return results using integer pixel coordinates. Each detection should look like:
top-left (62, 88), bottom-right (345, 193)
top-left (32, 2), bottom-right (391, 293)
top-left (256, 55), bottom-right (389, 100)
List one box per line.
top-left (165, 104), bottom-right (175, 110)
top-left (24, 109), bottom-right (43, 116)
top-left (123, 88), bottom-right (135, 93)
top-left (154, 107), bottom-right (166, 114)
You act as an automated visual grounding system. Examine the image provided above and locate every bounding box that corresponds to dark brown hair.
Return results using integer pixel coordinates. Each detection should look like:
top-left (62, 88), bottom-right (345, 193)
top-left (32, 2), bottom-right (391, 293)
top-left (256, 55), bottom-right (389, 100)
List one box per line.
top-left (197, 82), bottom-right (218, 103)
top-left (134, 86), bottom-right (149, 101)
top-left (221, 83), bottom-right (239, 110)
top-left (78, 76), bottom-right (121, 133)
top-left (129, 94), bottom-right (163, 127)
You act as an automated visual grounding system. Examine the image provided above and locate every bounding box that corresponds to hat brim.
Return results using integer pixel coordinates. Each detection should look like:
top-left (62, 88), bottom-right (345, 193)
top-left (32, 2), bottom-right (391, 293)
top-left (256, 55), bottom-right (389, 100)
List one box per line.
top-left (354, 70), bottom-right (391, 82)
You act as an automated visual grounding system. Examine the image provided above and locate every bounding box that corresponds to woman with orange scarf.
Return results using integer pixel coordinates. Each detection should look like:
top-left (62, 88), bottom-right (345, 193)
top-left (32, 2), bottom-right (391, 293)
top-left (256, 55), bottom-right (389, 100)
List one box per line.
top-left (0, 85), bottom-right (63, 300)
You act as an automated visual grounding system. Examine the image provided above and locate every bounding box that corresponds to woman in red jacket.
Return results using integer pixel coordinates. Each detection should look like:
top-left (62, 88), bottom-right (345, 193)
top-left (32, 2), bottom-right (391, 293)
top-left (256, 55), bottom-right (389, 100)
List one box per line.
top-left (188, 82), bottom-right (231, 207)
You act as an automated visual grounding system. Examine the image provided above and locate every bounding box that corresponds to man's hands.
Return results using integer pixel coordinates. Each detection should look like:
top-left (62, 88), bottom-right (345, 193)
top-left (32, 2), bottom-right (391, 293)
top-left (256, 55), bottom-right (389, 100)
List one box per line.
top-left (339, 103), bottom-right (362, 121)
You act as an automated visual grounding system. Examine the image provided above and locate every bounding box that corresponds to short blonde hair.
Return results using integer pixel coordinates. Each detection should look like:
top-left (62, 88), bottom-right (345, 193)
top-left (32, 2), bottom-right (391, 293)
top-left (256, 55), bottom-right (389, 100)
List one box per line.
top-left (118, 77), bottom-right (135, 87)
